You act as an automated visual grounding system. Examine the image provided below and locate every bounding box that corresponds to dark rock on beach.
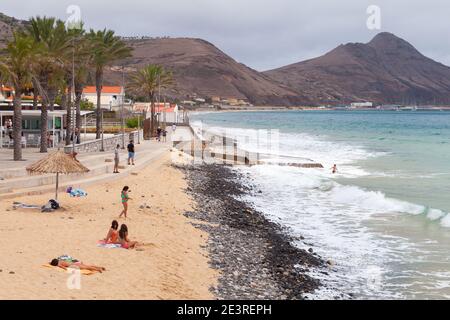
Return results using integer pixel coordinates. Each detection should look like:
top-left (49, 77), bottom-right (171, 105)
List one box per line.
top-left (178, 164), bottom-right (325, 300)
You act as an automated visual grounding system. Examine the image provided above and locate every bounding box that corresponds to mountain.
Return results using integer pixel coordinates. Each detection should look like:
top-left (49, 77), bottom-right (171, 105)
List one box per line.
top-left (105, 37), bottom-right (306, 106)
top-left (0, 12), bottom-right (303, 106)
top-left (1, 10), bottom-right (450, 106)
top-left (0, 13), bottom-right (29, 47)
top-left (265, 32), bottom-right (450, 105)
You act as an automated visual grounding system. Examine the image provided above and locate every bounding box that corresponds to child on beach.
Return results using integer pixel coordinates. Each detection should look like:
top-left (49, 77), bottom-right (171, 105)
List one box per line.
top-left (119, 186), bottom-right (132, 219)
top-left (104, 220), bottom-right (119, 243)
top-left (118, 224), bottom-right (138, 249)
top-left (50, 258), bottom-right (106, 273)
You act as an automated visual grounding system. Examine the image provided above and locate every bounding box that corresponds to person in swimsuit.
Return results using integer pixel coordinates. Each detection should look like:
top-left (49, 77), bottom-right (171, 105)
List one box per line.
top-left (118, 224), bottom-right (138, 249)
top-left (50, 258), bottom-right (106, 272)
top-left (119, 186), bottom-right (131, 219)
top-left (331, 164), bottom-right (338, 174)
top-left (104, 220), bottom-right (119, 243)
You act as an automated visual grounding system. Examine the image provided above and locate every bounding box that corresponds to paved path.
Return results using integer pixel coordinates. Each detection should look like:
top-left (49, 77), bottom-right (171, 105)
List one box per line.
top-left (0, 133), bottom-right (174, 199)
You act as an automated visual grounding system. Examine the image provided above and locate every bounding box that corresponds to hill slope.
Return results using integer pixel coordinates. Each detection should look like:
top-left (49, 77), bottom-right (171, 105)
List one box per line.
top-left (0, 13), bottom-right (28, 47)
top-left (265, 32), bottom-right (450, 105)
top-left (106, 37), bottom-right (306, 105)
top-left (1, 11), bottom-right (450, 106)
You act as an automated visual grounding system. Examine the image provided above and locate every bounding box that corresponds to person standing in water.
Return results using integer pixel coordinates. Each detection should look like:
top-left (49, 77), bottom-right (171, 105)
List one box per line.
top-left (119, 186), bottom-right (132, 219)
top-left (331, 164), bottom-right (338, 174)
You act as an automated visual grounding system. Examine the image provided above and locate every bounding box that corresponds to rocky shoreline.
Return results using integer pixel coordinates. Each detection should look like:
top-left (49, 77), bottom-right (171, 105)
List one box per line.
top-left (178, 163), bottom-right (327, 300)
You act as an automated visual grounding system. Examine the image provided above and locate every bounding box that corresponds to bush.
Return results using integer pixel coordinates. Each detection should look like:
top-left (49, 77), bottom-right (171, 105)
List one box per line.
top-left (80, 99), bottom-right (95, 110)
top-left (126, 117), bottom-right (142, 128)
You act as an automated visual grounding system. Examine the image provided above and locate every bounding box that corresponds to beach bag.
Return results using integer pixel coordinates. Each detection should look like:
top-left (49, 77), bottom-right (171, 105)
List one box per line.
top-left (49, 199), bottom-right (60, 210)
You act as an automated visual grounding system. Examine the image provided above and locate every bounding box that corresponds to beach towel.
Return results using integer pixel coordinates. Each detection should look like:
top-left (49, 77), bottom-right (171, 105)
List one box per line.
top-left (97, 240), bottom-right (122, 249)
top-left (12, 202), bottom-right (40, 210)
top-left (41, 264), bottom-right (98, 275)
top-left (69, 188), bottom-right (88, 198)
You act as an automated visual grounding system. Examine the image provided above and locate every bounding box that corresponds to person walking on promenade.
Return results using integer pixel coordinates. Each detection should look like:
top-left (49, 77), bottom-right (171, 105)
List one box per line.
top-left (127, 140), bottom-right (135, 165)
top-left (113, 144), bottom-right (120, 173)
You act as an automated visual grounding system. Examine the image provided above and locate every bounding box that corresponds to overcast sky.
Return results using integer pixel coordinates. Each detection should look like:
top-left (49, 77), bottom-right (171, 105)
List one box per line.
top-left (1, 0), bottom-right (449, 71)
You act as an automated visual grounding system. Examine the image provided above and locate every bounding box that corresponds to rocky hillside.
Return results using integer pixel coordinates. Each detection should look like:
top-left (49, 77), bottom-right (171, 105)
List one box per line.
top-left (1, 10), bottom-right (450, 106)
top-left (105, 37), bottom-right (307, 106)
top-left (265, 33), bottom-right (450, 105)
top-left (0, 12), bottom-right (28, 47)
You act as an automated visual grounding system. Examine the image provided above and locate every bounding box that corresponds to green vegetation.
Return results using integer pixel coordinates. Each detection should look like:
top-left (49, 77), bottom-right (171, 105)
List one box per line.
top-left (0, 15), bottom-right (133, 160)
top-left (126, 117), bottom-right (143, 129)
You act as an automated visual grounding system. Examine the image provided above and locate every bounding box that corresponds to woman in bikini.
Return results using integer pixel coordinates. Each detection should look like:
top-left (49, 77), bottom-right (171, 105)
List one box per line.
top-left (104, 220), bottom-right (119, 244)
top-left (118, 224), bottom-right (138, 249)
top-left (119, 186), bottom-right (132, 219)
top-left (50, 258), bottom-right (106, 272)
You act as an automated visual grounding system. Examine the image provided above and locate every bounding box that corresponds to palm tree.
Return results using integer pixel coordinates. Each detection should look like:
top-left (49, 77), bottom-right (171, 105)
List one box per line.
top-left (88, 29), bottom-right (132, 139)
top-left (0, 33), bottom-right (36, 161)
top-left (127, 65), bottom-right (174, 138)
top-left (26, 16), bottom-right (70, 153)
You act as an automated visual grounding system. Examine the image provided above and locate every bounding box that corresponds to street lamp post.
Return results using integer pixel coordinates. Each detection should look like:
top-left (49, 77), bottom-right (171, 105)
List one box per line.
top-left (100, 109), bottom-right (104, 152)
top-left (71, 37), bottom-right (76, 155)
top-left (121, 66), bottom-right (125, 149)
top-left (137, 113), bottom-right (141, 144)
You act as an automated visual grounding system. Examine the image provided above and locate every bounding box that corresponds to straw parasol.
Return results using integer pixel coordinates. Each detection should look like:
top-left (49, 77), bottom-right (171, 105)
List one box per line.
top-left (26, 150), bottom-right (90, 201)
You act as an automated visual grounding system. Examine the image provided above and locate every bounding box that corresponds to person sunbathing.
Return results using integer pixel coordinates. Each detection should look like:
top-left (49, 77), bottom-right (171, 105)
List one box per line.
top-left (118, 224), bottom-right (139, 249)
top-left (50, 258), bottom-right (106, 273)
top-left (104, 220), bottom-right (119, 244)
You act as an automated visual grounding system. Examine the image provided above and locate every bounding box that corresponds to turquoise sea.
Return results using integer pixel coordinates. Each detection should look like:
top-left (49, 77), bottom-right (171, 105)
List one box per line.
top-left (192, 110), bottom-right (450, 299)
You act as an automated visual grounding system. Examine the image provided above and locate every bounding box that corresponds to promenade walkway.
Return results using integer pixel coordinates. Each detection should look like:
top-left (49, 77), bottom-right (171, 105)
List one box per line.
top-left (0, 133), bottom-right (173, 199)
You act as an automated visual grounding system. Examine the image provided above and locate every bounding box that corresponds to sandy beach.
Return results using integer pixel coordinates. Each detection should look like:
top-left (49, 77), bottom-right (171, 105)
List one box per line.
top-left (0, 152), bottom-right (217, 300)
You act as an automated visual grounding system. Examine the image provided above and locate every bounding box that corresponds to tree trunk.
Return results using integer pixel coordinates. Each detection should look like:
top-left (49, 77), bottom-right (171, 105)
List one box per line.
top-left (48, 87), bottom-right (56, 112)
top-left (60, 91), bottom-right (67, 111)
top-left (75, 82), bottom-right (83, 144)
top-left (65, 86), bottom-right (72, 146)
top-left (95, 70), bottom-right (103, 139)
top-left (40, 101), bottom-right (48, 153)
top-left (33, 92), bottom-right (38, 110)
top-left (32, 79), bottom-right (39, 110)
top-left (12, 88), bottom-right (22, 161)
top-left (150, 93), bottom-right (155, 138)
top-left (38, 74), bottom-right (49, 153)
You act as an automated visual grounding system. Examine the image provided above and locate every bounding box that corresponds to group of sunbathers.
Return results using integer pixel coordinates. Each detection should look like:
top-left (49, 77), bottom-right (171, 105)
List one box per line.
top-left (49, 220), bottom-right (140, 272)
top-left (104, 220), bottom-right (139, 249)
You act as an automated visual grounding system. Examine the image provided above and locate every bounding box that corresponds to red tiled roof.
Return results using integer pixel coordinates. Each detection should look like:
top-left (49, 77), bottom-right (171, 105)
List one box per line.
top-left (83, 86), bottom-right (123, 94)
top-left (133, 103), bottom-right (176, 113)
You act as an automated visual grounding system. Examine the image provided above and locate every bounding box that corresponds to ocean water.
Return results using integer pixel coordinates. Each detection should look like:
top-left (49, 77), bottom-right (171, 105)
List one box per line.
top-left (191, 110), bottom-right (450, 299)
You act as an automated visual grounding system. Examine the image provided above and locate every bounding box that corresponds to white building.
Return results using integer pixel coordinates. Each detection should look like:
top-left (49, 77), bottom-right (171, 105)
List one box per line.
top-left (0, 86), bottom-right (13, 103)
top-left (82, 86), bottom-right (125, 111)
top-left (133, 102), bottom-right (181, 123)
top-left (350, 102), bottom-right (373, 108)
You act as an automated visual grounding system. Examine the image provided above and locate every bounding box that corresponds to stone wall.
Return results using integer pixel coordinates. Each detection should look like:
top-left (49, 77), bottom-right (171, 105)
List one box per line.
top-left (64, 131), bottom-right (141, 153)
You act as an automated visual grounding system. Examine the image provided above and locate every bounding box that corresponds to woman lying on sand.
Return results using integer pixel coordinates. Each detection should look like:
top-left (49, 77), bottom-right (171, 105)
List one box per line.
top-left (50, 258), bottom-right (106, 273)
top-left (104, 220), bottom-right (119, 243)
top-left (118, 224), bottom-right (139, 249)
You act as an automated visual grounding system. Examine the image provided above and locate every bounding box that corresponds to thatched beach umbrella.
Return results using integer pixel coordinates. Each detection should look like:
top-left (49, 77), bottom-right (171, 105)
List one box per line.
top-left (26, 151), bottom-right (90, 201)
